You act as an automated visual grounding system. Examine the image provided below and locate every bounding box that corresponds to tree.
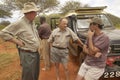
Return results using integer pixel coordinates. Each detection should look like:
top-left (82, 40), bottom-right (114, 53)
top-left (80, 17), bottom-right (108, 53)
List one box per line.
top-left (0, 20), bottom-right (10, 26)
top-left (4, 0), bottom-right (59, 13)
top-left (107, 13), bottom-right (120, 28)
top-left (0, 9), bottom-right (12, 18)
top-left (0, 1), bottom-right (13, 18)
top-left (60, 1), bottom-right (89, 15)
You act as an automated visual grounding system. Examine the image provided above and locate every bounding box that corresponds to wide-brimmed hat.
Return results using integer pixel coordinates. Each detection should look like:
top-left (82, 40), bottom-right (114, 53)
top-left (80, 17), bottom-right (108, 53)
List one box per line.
top-left (91, 17), bottom-right (103, 25)
top-left (22, 2), bottom-right (39, 13)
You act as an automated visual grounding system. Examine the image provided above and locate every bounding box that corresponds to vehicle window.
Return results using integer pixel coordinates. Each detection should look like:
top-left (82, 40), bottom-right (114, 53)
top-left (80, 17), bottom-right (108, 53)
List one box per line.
top-left (76, 14), bottom-right (112, 31)
top-left (77, 18), bottom-right (90, 29)
top-left (100, 15), bottom-right (112, 28)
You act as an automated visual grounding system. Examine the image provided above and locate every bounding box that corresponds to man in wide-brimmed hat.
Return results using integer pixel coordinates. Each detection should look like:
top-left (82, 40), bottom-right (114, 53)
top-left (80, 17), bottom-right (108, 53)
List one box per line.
top-left (0, 2), bottom-right (40, 80)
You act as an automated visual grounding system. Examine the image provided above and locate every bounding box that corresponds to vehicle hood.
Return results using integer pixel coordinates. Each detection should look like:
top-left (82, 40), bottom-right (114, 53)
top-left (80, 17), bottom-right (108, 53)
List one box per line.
top-left (103, 29), bottom-right (120, 41)
top-left (77, 29), bottom-right (120, 42)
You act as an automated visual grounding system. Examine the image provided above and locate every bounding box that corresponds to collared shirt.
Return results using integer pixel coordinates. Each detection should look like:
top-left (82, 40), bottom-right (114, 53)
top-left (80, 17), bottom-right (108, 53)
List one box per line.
top-left (38, 23), bottom-right (51, 39)
top-left (48, 27), bottom-right (79, 48)
top-left (0, 16), bottom-right (40, 52)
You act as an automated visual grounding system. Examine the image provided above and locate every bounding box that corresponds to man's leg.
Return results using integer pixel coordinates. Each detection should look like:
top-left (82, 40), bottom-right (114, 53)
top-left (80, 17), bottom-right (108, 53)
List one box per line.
top-left (45, 50), bottom-right (50, 70)
top-left (84, 67), bottom-right (104, 80)
top-left (55, 63), bottom-right (60, 80)
top-left (44, 40), bottom-right (50, 70)
top-left (20, 51), bottom-right (40, 80)
top-left (75, 75), bottom-right (84, 80)
top-left (75, 63), bottom-right (88, 80)
top-left (35, 52), bottom-right (40, 80)
top-left (63, 63), bottom-right (69, 80)
top-left (38, 39), bottom-right (43, 60)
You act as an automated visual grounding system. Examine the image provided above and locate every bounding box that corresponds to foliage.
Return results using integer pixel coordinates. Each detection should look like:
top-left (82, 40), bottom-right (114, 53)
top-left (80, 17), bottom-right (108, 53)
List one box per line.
top-left (0, 21), bottom-right (10, 30)
top-left (0, 0), bottom-right (17, 18)
top-left (4, 0), bottom-right (59, 13)
top-left (0, 25), bottom-right (6, 30)
top-left (0, 21), bottom-right (10, 26)
top-left (35, 13), bottom-right (61, 30)
top-left (47, 13), bottom-right (61, 19)
top-left (107, 13), bottom-right (120, 29)
top-left (60, 1), bottom-right (89, 15)
top-left (0, 9), bottom-right (12, 18)
top-left (47, 13), bottom-right (61, 30)
top-left (115, 24), bottom-right (120, 29)
top-left (0, 1), bottom-right (12, 18)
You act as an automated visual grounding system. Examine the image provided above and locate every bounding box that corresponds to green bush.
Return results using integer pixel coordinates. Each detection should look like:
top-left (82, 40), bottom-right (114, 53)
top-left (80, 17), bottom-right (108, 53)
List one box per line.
top-left (0, 25), bottom-right (6, 30)
top-left (115, 24), bottom-right (120, 29)
top-left (0, 21), bottom-right (10, 26)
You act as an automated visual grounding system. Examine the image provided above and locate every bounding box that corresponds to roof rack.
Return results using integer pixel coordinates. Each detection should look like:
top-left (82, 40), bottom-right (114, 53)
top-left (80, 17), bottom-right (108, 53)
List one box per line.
top-left (75, 6), bottom-right (107, 13)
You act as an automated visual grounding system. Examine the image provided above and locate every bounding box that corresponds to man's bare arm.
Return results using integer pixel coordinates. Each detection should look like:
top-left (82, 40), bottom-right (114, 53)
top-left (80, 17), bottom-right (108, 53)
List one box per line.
top-left (88, 30), bottom-right (100, 55)
top-left (76, 39), bottom-right (84, 47)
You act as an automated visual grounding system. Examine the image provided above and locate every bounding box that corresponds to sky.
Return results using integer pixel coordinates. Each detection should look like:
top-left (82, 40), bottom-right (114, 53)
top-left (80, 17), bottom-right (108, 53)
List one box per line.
top-left (0, 0), bottom-right (120, 22)
top-left (60, 0), bottom-right (120, 18)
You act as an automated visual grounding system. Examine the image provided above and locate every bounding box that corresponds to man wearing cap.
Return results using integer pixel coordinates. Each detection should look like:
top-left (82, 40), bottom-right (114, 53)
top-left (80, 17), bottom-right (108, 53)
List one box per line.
top-left (76, 17), bottom-right (109, 80)
top-left (0, 2), bottom-right (40, 80)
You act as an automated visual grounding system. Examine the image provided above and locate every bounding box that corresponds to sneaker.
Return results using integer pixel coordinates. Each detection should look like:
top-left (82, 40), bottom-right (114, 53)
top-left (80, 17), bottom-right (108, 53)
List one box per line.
top-left (42, 67), bottom-right (50, 71)
top-left (42, 68), bottom-right (47, 71)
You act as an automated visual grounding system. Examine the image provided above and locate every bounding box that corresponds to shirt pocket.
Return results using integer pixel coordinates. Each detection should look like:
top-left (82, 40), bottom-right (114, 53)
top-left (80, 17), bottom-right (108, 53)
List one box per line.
top-left (54, 34), bottom-right (60, 43)
top-left (65, 34), bottom-right (71, 41)
top-left (66, 34), bottom-right (71, 37)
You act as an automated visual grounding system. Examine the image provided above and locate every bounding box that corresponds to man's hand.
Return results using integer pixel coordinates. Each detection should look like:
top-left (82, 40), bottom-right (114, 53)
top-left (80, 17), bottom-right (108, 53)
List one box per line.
top-left (17, 40), bottom-right (25, 47)
top-left (83, 44), bottom-right (88, 54)
top-left (94, 52), bottom-right (102, 58)
top-left (77, 39), bottom-right (84, 48)
top-left (88, 30), bottom-right (95, 38)
top-left (9, 38), bottom-right (25, 47)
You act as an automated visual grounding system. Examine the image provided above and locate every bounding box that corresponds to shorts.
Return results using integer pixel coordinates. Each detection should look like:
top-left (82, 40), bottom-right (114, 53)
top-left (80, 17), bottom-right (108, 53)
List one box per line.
top-left (78, 62), bottom-right (105, 80)
top-left (50, 47), bottom-right (69, 64)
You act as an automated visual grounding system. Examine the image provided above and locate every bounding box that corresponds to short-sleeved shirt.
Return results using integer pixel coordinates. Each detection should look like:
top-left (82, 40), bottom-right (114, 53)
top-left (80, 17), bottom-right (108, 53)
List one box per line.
top-left (48, 27), bottom-right (79, 48)
top-left (0, 16), bottom-right (40, 52)
top-left (38, 23), bottom-right (51, 39)
top-left (84, 33), bottom-right (109, 68)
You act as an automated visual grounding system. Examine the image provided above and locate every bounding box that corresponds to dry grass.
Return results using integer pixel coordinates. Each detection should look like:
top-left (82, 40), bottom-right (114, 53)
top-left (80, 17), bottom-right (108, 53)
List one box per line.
top-left (0, 38), bottom-right (21, 80)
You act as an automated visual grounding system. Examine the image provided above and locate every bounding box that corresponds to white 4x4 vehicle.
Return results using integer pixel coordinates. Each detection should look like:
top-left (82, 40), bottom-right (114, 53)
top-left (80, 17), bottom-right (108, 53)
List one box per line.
top-left (50, 6), bottom-right (120, 80)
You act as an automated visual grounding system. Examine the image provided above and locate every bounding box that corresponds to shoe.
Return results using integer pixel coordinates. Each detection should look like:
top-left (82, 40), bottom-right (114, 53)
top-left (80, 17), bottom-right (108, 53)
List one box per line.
top-left (42, 68), bottom-right (47, 71)
top-left (42, 67), bottom-right (50, 71)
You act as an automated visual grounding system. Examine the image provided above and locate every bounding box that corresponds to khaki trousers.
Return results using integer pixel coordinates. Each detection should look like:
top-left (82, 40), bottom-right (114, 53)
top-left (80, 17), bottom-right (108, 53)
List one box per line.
top-left (39, 39), bottom-right (50, 69)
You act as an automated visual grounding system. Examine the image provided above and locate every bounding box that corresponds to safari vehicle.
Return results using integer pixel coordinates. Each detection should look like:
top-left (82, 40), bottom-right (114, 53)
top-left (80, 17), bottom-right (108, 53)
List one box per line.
top-left (50, 6), bottom-right (120, 80)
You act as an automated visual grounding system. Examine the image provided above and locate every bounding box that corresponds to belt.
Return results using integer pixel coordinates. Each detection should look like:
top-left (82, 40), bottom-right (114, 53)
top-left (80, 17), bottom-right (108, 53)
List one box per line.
top-left (20, 49), bottom-right (37, 53)
top-left (52, 46), bottom-right (67, 49)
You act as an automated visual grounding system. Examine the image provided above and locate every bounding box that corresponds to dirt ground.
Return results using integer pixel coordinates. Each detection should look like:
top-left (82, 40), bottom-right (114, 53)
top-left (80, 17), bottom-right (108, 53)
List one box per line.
top-left (40, 57), bottom-right (79, 80)
top-left (0, 39), bottom-right (120, 80)
top-left (0, 39), bottom-right (80, 80)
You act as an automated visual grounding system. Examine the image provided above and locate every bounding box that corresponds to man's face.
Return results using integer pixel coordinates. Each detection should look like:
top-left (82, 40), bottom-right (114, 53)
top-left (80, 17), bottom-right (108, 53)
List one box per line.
top-left (59, 19), bottom-right (68, 30)
top-left (25, 11), bottom-right (37, 21)
top-left (89, 22), bottom-right (98, 32)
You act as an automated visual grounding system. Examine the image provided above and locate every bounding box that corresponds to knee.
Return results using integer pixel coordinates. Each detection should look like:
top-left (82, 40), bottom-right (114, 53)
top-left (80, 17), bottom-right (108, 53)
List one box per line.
top-left (76, 74), bottom-right (84, 80)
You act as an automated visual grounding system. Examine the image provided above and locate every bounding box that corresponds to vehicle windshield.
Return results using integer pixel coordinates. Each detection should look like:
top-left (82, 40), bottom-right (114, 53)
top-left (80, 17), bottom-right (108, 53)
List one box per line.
top-left (76, 14), bottom-right (113, 31)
